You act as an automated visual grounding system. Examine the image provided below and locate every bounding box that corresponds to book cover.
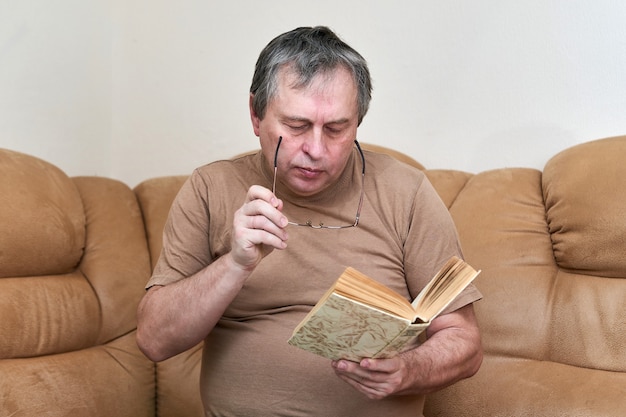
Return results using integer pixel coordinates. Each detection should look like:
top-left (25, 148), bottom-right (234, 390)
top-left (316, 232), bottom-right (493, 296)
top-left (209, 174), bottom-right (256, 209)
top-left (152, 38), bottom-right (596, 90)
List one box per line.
top-left (288, 293), bottom-right (427, 361)
top-left (287, 257), bottom-right (479, 361)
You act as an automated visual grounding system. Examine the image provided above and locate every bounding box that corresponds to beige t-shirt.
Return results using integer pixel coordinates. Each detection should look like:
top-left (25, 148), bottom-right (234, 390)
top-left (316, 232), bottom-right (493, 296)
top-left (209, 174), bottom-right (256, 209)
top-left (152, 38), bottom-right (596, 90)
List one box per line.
top-left (148, 148), bottom-right (482, 417)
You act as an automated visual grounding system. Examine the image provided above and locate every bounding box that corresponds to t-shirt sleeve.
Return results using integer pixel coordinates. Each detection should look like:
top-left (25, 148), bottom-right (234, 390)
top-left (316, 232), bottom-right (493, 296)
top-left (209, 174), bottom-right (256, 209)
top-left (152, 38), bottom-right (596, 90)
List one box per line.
top-left (146, 169), bottom-right (213, 289)
top-left (403, 172), bottom-right (482, 313)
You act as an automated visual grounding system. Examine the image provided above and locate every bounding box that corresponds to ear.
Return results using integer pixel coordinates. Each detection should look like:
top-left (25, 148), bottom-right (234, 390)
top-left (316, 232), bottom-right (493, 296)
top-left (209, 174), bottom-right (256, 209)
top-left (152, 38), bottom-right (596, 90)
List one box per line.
top-left (249, 94), bottom-right (261, 137)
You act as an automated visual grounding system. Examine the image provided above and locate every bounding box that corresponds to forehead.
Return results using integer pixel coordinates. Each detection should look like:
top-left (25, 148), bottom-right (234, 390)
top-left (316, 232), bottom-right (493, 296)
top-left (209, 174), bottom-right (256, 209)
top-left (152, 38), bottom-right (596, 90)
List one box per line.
top-left (273, 66), bottom-right (358, 112)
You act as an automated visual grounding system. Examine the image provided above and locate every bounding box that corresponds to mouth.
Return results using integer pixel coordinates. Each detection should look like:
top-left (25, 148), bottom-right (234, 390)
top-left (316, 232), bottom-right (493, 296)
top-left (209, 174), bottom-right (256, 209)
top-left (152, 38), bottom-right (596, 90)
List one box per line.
top-left (297, 166), bottom-right (323, 179)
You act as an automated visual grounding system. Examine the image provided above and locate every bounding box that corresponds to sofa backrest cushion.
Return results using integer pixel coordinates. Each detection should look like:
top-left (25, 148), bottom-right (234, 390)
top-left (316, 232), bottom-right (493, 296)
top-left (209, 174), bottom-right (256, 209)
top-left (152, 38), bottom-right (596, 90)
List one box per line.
top-left (134, 175), bottom-right (189, 270)
top-left (0, 149), bottom-right (85, 277)
top-left (543, 136), bottom-right (626, 277)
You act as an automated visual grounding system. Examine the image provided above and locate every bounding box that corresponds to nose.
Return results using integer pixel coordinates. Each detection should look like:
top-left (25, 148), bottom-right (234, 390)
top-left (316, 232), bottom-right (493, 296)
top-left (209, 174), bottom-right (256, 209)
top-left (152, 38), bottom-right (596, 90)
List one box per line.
top-left (301, 128), bottom-right (325, 160)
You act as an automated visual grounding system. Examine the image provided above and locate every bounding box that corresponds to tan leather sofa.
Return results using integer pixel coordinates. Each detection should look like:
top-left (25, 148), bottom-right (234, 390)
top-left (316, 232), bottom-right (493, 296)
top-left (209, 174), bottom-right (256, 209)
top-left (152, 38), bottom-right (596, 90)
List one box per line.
top-left (423, 135), bottom-right (626, 416)
top-left (0, 150), bottom-right (155, 416)
top-left (2, 136), bottom-right (625, 416)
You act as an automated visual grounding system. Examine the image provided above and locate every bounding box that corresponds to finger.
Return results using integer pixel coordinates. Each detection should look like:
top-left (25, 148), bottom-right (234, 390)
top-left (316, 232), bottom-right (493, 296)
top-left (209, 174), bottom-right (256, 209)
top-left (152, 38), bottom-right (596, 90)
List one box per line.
top-left (333, 370), bottom-right (390, 400)
top-left (235, 226), bottom-right (287, 252)
top-left (331, 360), bottom-right (370, 383)
top-left (359, 357), bottom-right (400, 374)
top-left (246, 184), bottom-right (281, 209)
top-left (229, 221), bottom-right (287, 269)
top-left (332, 360), bottom-right (399, 398)
top-left (241, 186), bottom-right (288, 228)
top-left (238, 200), bottom-right (288, 235)
top-left (232, 206), bottom-right (288, 247)
top-left (243, 215), bottom-right (289, 245)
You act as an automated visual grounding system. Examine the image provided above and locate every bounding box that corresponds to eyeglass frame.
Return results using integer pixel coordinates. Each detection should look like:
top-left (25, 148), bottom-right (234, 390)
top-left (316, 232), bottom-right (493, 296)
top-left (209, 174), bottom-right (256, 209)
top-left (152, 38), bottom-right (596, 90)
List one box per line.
top-left (272, 136), bottom-right (365, 229)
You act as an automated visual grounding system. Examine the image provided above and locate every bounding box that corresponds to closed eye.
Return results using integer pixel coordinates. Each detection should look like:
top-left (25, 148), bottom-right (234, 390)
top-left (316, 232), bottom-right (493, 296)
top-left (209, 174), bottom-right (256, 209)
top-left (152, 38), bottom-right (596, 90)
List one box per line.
top-left (325, 126), bottom-right (344, 135)
top-left (287, 124), bottom-right (309, 132)
top-left (324, 122), bottom-right (350, 137)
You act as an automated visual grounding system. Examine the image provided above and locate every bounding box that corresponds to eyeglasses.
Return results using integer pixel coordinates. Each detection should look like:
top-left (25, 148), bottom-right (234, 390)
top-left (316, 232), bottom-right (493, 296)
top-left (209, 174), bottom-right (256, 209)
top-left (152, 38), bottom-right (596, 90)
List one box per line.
top-left (272, 136), bottom-right (365, 229)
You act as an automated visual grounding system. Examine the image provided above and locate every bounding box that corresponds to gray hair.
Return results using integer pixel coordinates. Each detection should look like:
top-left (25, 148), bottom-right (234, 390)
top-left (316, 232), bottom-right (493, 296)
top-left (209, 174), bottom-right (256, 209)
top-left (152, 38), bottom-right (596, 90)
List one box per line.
top-left (250, 26), bottom-right (372, 125)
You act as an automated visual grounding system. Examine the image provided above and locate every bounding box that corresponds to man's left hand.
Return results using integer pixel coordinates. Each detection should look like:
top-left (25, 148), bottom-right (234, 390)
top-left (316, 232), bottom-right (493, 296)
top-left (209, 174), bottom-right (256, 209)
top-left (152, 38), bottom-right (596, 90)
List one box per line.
top-left (331, 356), bottom-right (407, 400)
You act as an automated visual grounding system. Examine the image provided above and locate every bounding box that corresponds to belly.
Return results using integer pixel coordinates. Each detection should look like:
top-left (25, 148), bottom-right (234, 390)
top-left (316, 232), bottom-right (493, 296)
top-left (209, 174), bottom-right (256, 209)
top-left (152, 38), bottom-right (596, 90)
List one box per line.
top-left (199, 310), bottom-right (424, 417)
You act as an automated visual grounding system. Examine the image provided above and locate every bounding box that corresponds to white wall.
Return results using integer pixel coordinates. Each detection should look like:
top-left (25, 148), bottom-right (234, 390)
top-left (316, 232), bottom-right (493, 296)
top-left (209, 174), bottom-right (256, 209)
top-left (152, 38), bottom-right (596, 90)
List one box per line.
top-left (2, 0), bottom-right (626, 187)
top-left (1, 0), bottom-right (112, 177)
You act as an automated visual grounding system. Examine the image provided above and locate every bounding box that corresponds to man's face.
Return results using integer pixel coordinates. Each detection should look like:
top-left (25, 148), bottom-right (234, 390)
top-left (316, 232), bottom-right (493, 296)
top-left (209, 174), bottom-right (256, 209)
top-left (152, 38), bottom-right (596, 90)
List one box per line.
top-left (251, 66), bottom-right (360, 197)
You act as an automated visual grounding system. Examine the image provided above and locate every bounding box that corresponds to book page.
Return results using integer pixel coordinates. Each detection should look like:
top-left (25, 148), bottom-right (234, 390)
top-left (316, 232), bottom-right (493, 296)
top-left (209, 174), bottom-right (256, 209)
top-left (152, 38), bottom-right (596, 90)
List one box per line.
top-left (334, 267), bottom-right (416, 320)
top-left (411, 256), bottom-right (480, 322)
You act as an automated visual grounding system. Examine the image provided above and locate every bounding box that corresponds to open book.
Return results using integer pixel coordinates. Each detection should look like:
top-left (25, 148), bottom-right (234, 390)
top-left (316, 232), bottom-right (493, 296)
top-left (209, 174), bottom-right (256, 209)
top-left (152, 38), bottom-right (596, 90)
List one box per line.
top-left (288, 256), bottom-right (480, 362)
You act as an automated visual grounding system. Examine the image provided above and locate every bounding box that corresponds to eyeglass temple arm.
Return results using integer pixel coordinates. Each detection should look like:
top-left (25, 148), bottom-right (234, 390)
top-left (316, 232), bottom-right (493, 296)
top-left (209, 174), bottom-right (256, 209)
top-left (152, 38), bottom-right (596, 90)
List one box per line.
top-left (354, 139), bottom-right (365, 175)
top-left (272, 136), bottom-right (283, 193)
top-left (274, 136), bottom-right (283, 168)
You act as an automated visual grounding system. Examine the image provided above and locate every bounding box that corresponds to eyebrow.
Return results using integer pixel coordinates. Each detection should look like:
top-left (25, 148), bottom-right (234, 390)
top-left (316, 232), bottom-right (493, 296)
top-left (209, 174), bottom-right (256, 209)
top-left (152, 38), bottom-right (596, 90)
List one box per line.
top-left (280, 115), bottom-right (352, 126)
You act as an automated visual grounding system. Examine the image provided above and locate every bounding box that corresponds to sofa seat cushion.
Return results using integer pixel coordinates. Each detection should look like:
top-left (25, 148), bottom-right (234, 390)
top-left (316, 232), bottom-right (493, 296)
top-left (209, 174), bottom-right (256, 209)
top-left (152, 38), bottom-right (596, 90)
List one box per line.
top-left (425, 355), bottom-right (626, 417)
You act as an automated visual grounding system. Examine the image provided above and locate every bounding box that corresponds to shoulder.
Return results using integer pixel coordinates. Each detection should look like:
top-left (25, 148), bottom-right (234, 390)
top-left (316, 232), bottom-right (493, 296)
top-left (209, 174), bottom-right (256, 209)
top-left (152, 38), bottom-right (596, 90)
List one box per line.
top-left (194, 151), bottom-right (260, 176)
top-left (360, 143), bottom-right (424, 169)
top-left (363, 149), bottom-right (445, 218)
top-left (169, 152), bottom-right (264, 211)
top-left (189, 152), bottom-right (264, 189)
top-left (363, 149), bottom-right (427, 188)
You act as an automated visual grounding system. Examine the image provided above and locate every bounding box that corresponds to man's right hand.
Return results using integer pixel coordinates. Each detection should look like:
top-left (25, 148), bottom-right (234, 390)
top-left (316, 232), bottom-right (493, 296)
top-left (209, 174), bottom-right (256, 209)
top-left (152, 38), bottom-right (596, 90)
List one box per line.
top-left (230, 185), bottom-right (289, 271)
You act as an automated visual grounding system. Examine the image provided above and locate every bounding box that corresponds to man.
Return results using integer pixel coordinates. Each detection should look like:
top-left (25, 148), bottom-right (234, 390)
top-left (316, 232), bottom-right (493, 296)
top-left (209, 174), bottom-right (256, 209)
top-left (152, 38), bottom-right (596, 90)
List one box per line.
top-left (137, 26), bottom-right (482, 416)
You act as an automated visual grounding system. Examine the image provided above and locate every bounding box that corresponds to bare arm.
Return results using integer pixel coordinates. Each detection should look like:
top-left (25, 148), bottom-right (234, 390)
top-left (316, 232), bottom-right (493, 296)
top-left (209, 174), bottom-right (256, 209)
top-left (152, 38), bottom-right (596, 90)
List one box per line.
top-left (136, 185), bottom-right (289, 362)
top-left (332, 303), bottom-right (482, 400)
top-left (136, 253), bottom-right (250, 362)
